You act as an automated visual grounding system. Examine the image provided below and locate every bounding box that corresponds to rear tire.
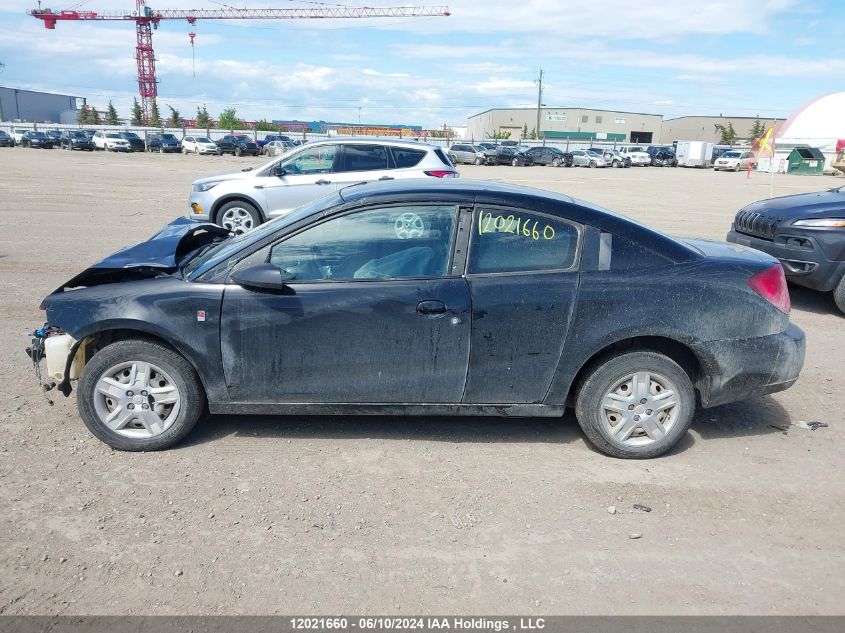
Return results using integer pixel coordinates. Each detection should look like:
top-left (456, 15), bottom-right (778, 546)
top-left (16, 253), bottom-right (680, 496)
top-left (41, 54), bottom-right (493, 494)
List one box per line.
top-left (834, 274), bottom-right (845, 315)
top-left (77, 339), bottom-right (205, 451)
top-left (575, 350), bottom-right (695, 459)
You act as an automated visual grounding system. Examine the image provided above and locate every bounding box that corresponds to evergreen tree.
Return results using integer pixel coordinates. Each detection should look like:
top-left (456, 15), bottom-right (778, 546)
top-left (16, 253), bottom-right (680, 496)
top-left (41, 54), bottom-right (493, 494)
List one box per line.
top-left (166, 105), bottom-right (184, 127)
top-left (715, 122), bottom-right (738, 145)
top-left (522, 123), bottom-right (529, 140)
top-left (105, 100), bottom-right (119, 125)
top-left (150, 101), bottom-right (162, 127)
top-left (749, 117), bottom-right (765, 140)
top-left (196, 104), bottom-right (211, 129)
top-left (131, 98), bottom-right (143, 126)
top-left (77, 106), bottom-right (90, 125)
top-left (88, 107), bottom-right (101, 125)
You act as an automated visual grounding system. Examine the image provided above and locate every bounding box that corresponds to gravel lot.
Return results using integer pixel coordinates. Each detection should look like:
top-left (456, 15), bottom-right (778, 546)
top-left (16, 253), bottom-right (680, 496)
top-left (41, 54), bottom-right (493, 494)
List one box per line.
top-left (0, 148), bottom-right (843, 615)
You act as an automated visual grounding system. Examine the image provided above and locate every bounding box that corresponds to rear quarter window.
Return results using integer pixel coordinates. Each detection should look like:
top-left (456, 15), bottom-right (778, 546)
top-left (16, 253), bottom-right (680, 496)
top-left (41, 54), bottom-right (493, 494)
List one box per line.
top-left (609, 234), bottom-right (673, 270)
top-left (390, 147), bottom-right (426, 168)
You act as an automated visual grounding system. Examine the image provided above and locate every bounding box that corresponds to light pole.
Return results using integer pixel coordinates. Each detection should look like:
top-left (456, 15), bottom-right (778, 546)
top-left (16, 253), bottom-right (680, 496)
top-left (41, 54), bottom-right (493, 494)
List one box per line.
top-left (535, 68), bottom-right (544, 141)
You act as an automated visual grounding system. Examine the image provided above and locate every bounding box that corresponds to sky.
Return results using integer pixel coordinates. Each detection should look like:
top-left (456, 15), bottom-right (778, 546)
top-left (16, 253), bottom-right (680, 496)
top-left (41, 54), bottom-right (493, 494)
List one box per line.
top-left (0, 0), bottom-right (844, 127)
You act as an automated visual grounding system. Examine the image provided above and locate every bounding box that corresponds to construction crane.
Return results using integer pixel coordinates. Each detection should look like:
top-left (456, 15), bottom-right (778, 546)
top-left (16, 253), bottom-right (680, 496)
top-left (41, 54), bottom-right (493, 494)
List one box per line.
top-left (29, 1), bottom-right (451, 123)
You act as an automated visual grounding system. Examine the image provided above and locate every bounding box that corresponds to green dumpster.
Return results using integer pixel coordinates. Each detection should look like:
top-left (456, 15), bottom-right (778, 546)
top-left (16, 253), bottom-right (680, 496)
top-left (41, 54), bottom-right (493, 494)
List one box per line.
top-left (786, 147), bottom-right (825, 175)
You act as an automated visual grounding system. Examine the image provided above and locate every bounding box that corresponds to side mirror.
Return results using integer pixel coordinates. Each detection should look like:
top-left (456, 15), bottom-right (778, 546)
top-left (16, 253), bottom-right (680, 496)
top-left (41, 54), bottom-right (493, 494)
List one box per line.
top-left (271, 163), bottom-right (287, 177)
top-left (231, 263), bottom-right (290, 291)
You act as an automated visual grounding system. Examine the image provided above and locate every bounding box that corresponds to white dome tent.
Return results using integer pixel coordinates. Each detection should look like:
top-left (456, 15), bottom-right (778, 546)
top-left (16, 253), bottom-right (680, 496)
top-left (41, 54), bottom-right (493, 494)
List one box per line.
top-left (761, 92), bottom-right (845, 173)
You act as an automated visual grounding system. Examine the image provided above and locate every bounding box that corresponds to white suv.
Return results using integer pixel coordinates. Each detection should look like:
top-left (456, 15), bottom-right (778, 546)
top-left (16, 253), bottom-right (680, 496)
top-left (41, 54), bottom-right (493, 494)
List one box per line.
top-left (618, 146), bottom-right (652, 166)
top-left (92, 131), bottom-right (131, 152)
top-left (188, 138), bottom-right (458, 233)
top-left (182, 136), bottom-right (221, 155)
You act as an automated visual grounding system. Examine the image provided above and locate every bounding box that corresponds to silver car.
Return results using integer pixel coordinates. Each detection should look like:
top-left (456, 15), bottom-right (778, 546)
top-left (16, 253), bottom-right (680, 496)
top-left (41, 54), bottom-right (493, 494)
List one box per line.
top-left (189, 138), bottom-right (459, 233)
top-left (448, 143), bottom-right (485, 165)
top-left (570, 149), bottom-right (609, 168)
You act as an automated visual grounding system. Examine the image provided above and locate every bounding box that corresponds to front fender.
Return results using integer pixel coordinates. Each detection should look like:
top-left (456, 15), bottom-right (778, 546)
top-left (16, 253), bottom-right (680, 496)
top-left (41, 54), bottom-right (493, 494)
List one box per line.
top-left (43, 278), bottom-right (228, 402)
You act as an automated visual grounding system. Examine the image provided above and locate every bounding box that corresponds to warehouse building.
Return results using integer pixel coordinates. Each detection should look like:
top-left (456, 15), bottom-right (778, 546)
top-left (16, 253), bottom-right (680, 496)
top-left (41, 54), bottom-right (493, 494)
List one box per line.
top-left (466, 107), bottom-right (663, 144)
top-left (661, 115), bottom-right (783, 144)
top-left (0, 86), bottom-right (81, 123)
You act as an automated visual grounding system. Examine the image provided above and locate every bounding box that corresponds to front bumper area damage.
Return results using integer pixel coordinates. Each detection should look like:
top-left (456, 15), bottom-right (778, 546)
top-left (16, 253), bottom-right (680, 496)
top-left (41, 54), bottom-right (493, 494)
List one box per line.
top-left (27, 327), bottom-right (89, 400)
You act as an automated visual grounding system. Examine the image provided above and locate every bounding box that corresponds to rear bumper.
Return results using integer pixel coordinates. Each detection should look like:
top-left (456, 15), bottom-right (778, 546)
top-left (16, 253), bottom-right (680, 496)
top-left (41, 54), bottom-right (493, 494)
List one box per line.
top-left (727, 228), bottom-right (845, 292)
top-left (693, 324), bottom-right (805, 408)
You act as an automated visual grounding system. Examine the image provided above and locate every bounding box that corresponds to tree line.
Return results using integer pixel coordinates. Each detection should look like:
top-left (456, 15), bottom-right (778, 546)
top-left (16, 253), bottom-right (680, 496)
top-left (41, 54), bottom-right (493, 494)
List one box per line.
top-left (77, 101), bottom-right (268, 131)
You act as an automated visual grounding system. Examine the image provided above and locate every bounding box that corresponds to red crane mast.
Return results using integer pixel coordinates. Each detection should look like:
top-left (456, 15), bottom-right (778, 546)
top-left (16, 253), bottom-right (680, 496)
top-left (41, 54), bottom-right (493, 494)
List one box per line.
top-left (29, 1), bottom-right (451, 123)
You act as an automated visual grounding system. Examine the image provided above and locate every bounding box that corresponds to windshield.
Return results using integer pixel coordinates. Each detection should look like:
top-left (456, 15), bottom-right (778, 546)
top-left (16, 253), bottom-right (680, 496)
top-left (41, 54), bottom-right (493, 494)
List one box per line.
top-left (586, 150), bottom-right (602, 156)
top-left (122, 132), bottom-right (140, 139)
top-left (161, 134), bottom-right (177, 140)
top-left (196, 137), bottom-right (212, 143)
top-left (184, 192), bottom-right (344, 279)
top-left (722, 151), bottom-right (741, 158)
top-left (627, 147), bottom-right (644, 152)
top-left (106, 133), bottom-right (122, 139)
top-left (236, 135), bottom-right (251, 141)
top-left (70, 131), bottom-right (86, 138)
top-left (31, 132), bottom-right (47, 138)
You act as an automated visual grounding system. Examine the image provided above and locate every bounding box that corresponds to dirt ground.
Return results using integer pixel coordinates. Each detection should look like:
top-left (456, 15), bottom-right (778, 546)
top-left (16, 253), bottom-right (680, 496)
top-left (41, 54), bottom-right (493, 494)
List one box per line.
top-left (0, 148), bottom-right (843, 615)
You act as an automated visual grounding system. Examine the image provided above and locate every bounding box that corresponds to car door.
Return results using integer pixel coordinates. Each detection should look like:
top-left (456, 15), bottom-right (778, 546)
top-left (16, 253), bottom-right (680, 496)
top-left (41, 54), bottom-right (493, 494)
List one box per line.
top-left (262, 143), bottom-right (341, 218)
top-left (571, 150), bottom-right (585, 166)
top-left (220, 203), bottom-right (471, 403)
top-left (462, 206), bottom-right (581, 404)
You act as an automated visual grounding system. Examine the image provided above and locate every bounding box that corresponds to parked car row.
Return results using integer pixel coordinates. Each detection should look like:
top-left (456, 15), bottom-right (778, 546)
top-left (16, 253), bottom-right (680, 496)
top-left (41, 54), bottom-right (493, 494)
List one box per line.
top-left (448, 142), bottom-right (678, 168)
top-left (1, 128), bottom-right (298, 157)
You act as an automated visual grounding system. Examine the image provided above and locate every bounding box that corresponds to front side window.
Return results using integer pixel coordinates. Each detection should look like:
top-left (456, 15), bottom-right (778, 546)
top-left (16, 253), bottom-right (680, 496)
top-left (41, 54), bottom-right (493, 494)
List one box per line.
top-left (341, 144), bottom-right (389, 172)
top-left (268, 205), bottom-right (457, 282)
top-left (469, 208), bottom-right (579, 274)
top-left (280, 145), bottom-right (337, 175)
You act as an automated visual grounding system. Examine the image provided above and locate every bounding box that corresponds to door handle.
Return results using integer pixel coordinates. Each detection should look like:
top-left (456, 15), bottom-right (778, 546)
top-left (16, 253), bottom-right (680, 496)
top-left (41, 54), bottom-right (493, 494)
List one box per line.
top-left (253, 184), bottom-right (265, 189)
top-left (417, 300), bottom-right (447, 316)
top-left (379, 176), bottom-right (394, 181)
top-left (316, 179), bottom-right (332, 185)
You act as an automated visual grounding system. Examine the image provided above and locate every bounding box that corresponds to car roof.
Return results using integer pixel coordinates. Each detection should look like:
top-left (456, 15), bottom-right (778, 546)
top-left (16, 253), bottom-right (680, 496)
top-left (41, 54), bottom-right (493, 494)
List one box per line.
top-left (306, 137), bottom-right (438, 150)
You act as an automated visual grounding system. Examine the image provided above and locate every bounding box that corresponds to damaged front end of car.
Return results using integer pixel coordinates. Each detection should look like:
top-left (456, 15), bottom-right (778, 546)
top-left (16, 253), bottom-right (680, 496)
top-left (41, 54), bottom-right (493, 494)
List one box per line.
top-left (27, 217), bottom-right (231, 400)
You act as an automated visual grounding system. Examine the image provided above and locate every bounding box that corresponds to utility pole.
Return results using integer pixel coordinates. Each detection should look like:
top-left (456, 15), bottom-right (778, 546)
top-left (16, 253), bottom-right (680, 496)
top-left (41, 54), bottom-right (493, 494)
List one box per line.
top-left (535, 68), bottom-right (544, 142)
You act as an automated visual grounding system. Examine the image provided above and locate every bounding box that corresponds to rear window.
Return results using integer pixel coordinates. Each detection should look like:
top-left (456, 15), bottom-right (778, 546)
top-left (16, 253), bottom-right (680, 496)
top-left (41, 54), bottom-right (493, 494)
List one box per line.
top-left (390, 147), bottom-right (426, 168)
top-left (342, 144), bottom-right (389, 171)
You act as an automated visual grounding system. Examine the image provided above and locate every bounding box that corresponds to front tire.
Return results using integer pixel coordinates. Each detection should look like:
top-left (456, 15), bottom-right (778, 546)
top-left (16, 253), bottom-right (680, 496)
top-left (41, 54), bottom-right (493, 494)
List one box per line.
top-left (215, 200), bottom-right (262, 234)
top-left (77, 339), bottom-right (205, 451)
top-left (833, 274), bottom-right (845, 315)
top-left (589, 160), bottom-right (596, 168)
top-left (551, 158), bottom-right (561, 167)
top-left (575, 351), bottom-right (695, 459)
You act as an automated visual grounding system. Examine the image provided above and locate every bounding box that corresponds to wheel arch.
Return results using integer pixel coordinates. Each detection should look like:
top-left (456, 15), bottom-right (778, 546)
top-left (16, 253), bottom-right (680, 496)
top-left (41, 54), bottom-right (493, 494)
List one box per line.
top-left (72, 324), bottom-right (212, 403)
top-left (211, 194), bottom-right (267, 223)
top-left (566, 335), bottom-right (705, 407)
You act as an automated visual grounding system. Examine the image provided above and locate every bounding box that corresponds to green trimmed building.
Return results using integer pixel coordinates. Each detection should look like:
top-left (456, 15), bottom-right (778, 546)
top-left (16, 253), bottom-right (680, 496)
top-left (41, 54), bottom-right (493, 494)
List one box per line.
top-left (466, 107), bottom-right (662, 144)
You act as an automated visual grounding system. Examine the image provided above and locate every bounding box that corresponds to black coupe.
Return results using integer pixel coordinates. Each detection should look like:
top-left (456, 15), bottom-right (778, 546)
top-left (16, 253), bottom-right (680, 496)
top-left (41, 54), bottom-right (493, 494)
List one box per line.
top-left (30, 180), bottom-right (805, 457)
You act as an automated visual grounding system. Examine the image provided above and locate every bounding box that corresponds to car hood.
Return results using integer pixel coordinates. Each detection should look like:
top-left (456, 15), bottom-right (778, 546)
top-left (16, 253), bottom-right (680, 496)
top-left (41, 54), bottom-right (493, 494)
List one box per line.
top-left (192, 168), bottom-right (260, 185)
top-left (52, 217), bottom-right (230, 292)
top-left (739, 188), bottom-right (845, 220)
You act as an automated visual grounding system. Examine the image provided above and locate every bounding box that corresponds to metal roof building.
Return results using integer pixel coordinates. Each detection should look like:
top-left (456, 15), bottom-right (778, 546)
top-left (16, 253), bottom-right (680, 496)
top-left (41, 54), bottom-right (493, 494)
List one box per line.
top-left (0, 86), bottom-right (81, 123)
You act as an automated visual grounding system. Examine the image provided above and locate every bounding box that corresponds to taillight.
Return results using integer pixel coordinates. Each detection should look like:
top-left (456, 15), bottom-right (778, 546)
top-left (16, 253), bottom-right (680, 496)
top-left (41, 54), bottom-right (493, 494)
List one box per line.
top-left (747, 264), bottom-right (791, 313)
top-left (424, 170), bottom-right (458, 178)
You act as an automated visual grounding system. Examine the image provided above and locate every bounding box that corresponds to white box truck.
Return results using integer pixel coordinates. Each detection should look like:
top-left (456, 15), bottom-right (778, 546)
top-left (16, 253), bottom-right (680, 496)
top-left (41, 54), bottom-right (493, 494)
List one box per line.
top-left (675, 141), bottom-right (714, 168)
